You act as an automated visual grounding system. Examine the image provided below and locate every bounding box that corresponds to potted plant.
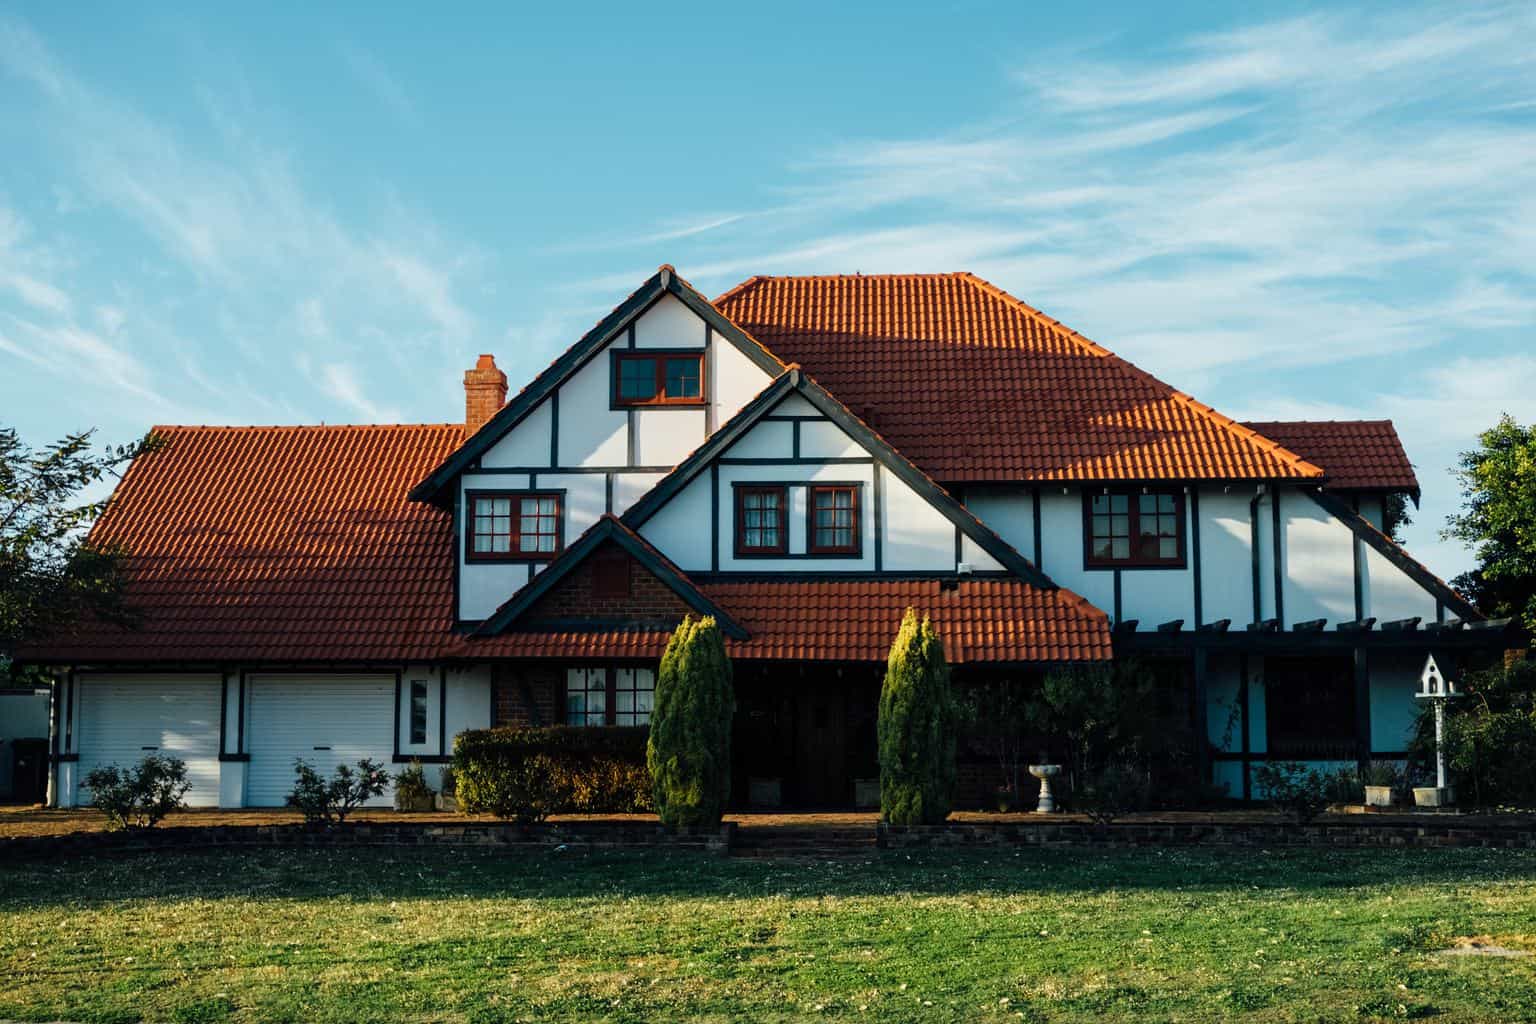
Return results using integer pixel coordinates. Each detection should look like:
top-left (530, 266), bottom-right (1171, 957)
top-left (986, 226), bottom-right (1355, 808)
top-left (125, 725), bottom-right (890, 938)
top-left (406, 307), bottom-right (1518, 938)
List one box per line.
top-left (435, 764), bottom-right (458, 812)
top-left (393, 759), bottom-right (435, 812)
top-left (1362, 761), bottom-right (1401, 808)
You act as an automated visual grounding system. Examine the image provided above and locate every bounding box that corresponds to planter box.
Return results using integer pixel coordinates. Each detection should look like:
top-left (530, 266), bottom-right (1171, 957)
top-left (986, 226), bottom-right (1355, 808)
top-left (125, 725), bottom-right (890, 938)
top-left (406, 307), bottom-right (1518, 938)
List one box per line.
top-left (1364, 786), bottom-right (1395, 808)
top-left (1414, 786), bottom-right (1454, 808)
top-left (854, 778), bottom-right (881, 809)
top-left (394, 792), bottom-right (434, 812)
top-left (748, 777), bottom-right (782, 808)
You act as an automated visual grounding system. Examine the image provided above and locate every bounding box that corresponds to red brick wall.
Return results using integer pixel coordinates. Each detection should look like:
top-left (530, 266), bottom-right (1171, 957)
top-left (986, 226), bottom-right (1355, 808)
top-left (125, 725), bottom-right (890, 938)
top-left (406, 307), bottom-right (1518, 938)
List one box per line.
top-left (491, 664), bottom-right (560, 727)
top-left (522, 542), bottom-right (691, 625)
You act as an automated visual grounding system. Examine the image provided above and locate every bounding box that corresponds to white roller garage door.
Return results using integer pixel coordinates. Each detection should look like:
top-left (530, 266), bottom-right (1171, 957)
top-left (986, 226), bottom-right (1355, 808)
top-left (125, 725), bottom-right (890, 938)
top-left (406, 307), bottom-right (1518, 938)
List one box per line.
top-left (76, 676), bottom-right (223, 807)
top-left (246, 675), bottom-right (396, 807)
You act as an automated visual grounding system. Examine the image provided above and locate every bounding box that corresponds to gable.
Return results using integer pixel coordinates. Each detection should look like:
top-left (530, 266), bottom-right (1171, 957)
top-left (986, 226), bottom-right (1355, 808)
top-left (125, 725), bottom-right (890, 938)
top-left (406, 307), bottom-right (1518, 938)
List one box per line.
top-left (411, 266), bottom-right (782, 502)
top-left (622, 369), bottom-right (1052, 586)
top-left (517, 538), bottom-right (693, 630)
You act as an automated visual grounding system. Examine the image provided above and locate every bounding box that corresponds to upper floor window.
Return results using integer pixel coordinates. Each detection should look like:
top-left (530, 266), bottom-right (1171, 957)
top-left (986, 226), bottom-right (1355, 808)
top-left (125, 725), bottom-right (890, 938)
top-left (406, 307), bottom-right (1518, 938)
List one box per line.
top-left (465, 490), bottom-right (562, 562)
top-left (735, 484), bottom-right (787, 555)
top-left (613, 350), bottom-right (704, 407)
top-left (808, 484), bottom-right (860, 555)
top-left (1085, 490), bottom-right (1184, 568)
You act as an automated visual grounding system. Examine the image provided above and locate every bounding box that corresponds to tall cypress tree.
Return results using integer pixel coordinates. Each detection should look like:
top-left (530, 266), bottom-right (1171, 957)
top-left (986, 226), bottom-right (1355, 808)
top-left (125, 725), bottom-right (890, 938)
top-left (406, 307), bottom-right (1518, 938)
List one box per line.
top-left (647, 615), bottom-right (735, 827)
top-left (878, 607), bottom-right (957, 824)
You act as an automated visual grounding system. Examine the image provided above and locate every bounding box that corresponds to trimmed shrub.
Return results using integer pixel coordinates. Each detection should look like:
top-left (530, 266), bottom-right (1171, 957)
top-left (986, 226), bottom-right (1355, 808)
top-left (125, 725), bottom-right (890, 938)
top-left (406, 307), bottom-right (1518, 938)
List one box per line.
top-left (287, 758), bottom-right (390, 826)
top-left (878, 607), bottom-right (957, 824)
top-left (82, 754), bottom-right (190, 830)
top-left (454, 726), bottom-right (652, 822)
top-left (648, 616), bottom-right (735, 828)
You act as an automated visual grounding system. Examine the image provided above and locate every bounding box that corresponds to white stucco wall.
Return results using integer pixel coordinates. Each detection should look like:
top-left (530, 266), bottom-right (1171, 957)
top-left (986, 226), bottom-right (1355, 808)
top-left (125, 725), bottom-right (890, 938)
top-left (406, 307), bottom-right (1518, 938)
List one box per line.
top-left (559, 344), bottom-right (629, 467)
top-left (714, 331), bottom-right (776, 424)
top-left (963, 487), bottom-right (1036, 563)
top-left (481, 400), bottom-right (551, 468)
top-left (1281, 494), bottom-right (1357, 625)
top-left (638, 472), bottom-right (713, 571)
top-left (1198, 488), bottom-right (1258, 626)
top-left (633, 293), bottom-right (704, 349)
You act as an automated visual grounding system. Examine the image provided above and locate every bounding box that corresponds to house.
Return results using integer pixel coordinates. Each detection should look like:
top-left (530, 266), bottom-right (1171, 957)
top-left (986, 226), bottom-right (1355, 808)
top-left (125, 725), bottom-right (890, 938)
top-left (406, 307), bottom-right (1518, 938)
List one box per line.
top-left (22, 266), bottom-right (1512, 808)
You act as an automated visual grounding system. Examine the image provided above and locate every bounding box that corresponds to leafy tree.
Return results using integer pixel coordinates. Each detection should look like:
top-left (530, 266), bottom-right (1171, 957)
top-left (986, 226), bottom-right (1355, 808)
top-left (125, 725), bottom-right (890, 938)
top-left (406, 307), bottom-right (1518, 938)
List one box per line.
top-left (1412, 659), bottom-right (1536, 808)
top-left (1029, 659), bottom-right (1180, 793)
top-left (961, 678), bottom-right (1032, 800)
top-left (1444, 415), bottom-right (1536, 631)
top-left (1, 427), bottom-right (159, 678)
top-left (878, 608), bottom-right (957, 824)
top-left (647, 616), bottom-right (734, 827)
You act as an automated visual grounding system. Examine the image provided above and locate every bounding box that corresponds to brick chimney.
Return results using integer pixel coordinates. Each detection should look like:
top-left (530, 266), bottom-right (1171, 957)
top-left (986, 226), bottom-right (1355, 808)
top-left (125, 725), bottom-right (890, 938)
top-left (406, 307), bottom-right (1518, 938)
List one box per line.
top-left (463, 354), bottom-right (507, 434)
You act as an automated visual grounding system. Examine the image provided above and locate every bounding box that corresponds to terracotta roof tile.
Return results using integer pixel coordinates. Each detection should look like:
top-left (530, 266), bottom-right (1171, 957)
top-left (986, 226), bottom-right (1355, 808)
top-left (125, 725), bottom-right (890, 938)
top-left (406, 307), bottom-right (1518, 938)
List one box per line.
top-left (457, 578), bottom-right (1110, 664)
top-left (20, 424), bottom-right (464, 664)
top-left (714, 273), bottom-right (1324, 484)
top-left (1240, 420), bottom-right (1418, 493)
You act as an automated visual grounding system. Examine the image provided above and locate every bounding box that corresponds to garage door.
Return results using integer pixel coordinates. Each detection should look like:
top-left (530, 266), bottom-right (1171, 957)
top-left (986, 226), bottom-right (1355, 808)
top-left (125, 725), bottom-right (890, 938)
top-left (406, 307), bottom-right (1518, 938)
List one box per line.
top-left (76, 676), bottom-right (223, 807)
top-left (246, 675), bottom-right (396, 807)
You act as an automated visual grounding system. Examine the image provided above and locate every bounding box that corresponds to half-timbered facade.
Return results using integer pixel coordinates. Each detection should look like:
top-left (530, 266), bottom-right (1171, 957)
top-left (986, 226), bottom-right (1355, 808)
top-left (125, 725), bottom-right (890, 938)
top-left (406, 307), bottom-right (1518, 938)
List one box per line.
top-left (23, 266), bottom-right (1512, 808)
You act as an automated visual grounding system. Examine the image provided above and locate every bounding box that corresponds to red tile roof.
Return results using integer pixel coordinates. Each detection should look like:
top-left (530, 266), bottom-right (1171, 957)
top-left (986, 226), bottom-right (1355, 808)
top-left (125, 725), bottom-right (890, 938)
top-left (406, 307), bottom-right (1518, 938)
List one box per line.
top-left (714, 273), bottom-right (1324, 484)
top-left (456, 578), bottom-right (1110, 664)
top-left (22, 424), bottom-right (1106, 665)
top-left (1240, 420), bottom-right (1418, 494)
top-left (19, 424), bottom-right (464, 664)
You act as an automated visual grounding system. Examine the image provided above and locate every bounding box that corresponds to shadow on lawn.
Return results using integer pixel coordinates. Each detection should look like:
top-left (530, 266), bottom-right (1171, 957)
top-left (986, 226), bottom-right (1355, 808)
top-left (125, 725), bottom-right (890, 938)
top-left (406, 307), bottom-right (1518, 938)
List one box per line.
top-left (3, 844), bottom-right (1535, 910)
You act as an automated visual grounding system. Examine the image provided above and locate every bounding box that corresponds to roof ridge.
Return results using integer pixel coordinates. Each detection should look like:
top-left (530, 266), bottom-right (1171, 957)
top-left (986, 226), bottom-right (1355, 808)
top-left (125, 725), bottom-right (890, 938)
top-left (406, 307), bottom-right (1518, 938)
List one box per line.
top-left (149, 423), bottom-right (462, 432)
top-left (954, 273), bottom-right (1326, 480)
top-left (1242, 418), bottom-right (1397, 427)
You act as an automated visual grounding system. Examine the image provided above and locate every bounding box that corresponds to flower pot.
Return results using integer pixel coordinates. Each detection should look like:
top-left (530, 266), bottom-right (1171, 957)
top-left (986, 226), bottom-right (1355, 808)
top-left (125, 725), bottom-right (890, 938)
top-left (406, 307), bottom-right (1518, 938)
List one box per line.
top-left (1363, 785), bottom-right (1395, 808)
top-left (1413, 786), bottom-right (1454, 808)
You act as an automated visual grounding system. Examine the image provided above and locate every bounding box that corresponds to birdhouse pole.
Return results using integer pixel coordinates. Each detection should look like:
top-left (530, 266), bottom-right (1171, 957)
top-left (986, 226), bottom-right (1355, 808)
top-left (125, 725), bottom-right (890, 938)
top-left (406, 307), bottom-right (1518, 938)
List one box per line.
top-left (1415, 654), bottom-right (1459, 794)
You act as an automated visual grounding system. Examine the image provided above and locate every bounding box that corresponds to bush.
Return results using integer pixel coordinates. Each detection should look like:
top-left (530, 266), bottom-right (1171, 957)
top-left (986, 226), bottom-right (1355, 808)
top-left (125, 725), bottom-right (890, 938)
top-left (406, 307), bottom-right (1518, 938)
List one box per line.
top-left (82, 754), bottom-right (190, 830)
top-left (1074, 763), bottom-right (1151, 824)
top-left (393, 758), bottom-right (434, 810)
top-left (1363, 760), bottom-right (1403, 789)
top-left (1253, 762), bottom-right (1331, 822)
top-left (1416, 659), bottom-right (1536, 808)
top-left (879, 607), bottom-right (958, 825)
top-left (648, 616), bottom-right (735, 828)
top-left (287, 758), bottom-right (390, 825)
top-left (454, 726), bottom-right (652, 822)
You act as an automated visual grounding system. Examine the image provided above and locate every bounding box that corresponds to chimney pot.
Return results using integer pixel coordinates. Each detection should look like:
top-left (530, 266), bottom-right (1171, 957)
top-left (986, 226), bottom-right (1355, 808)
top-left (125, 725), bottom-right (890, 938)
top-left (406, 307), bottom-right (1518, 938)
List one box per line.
top-left (464, 353), bottom-right (508, 435)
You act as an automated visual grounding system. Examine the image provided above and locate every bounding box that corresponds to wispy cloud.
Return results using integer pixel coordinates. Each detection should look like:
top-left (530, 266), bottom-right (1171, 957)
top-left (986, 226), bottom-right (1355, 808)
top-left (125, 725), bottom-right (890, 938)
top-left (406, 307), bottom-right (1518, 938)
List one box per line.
top-left (338, 43), bottom-right (421, 127)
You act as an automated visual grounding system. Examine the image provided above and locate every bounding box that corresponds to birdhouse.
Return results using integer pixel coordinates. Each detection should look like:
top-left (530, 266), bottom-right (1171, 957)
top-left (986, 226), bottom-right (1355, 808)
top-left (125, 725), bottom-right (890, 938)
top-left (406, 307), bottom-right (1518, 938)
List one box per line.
top-left (1415, 654), bottom-right (1459, 701)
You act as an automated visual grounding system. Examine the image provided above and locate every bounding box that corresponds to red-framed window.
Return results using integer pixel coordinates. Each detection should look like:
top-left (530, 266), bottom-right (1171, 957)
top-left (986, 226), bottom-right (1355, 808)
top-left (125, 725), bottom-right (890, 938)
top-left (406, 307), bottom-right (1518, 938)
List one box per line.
top-left (612, 350), bottom-right (705, 407)
top-left (735, 484), bottom-right (788, 555)
top-left (565, 666), bottom-right (655, 727)
top-left (465, 491), bottom-right (563, 562)
top-left (1084, 489), bottom-right (1185, 568)
top-left (808, 484), bottom-right (860, 555)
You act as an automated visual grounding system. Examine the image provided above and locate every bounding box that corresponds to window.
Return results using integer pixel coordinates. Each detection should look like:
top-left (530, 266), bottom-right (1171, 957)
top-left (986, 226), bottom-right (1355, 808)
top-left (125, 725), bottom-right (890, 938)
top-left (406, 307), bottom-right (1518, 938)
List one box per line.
top-left (409, 680), bottom-right (429, 745)
top-left (1265, 657), bottom-right (1358, 760)
top-left (1085, 490), bottom-right (1185, 567)
top-left (612, 350), bottom-right (704, 407)
top-left (735, 485), bottom-right (787, 555)
top-left (465, 491), bottom-right (562, 562)
top-left (565, 666), bottom-right (655, 727)
top-left (808, 485), bottom-right (860, 555)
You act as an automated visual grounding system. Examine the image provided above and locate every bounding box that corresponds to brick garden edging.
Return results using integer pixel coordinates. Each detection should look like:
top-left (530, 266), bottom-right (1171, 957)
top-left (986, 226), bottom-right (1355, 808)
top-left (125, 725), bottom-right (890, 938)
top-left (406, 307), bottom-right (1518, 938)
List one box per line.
top-left (0, 820), bottom-right (736, 863)
top-left (878, 819), bottom-right (1536, 850)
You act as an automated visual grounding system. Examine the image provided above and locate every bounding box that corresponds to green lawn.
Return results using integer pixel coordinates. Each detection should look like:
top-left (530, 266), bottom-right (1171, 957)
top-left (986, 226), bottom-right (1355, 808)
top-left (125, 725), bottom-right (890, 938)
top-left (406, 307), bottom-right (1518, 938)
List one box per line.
top-left (2, 846), bottom-right (1535, 1023)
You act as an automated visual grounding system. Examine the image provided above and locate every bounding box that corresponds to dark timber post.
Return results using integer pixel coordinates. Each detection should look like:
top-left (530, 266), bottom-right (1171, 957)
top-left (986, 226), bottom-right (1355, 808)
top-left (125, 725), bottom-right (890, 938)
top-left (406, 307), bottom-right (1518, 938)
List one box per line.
top-left (1193, 645), bottom-right (1210, 782)
top-left (1354, 645), bottom-right (1371, 771)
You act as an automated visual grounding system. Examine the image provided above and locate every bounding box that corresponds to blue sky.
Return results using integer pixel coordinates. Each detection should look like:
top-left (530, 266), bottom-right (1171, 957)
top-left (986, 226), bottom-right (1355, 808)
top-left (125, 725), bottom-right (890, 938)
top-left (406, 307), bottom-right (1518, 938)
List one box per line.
top-left (2, 2), bottom-right (1533, 580)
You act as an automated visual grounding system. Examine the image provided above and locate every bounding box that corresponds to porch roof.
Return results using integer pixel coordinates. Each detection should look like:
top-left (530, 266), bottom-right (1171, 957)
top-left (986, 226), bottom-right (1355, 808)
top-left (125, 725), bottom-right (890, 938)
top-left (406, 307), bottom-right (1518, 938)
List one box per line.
top-left (449, 577), bottom-right (1112, 664)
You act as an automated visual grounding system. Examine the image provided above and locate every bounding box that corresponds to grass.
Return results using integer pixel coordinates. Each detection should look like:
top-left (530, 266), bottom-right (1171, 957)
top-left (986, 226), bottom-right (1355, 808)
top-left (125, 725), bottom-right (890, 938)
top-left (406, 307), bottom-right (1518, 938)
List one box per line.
top-left (1, 846), bottom-right (1534, 1023)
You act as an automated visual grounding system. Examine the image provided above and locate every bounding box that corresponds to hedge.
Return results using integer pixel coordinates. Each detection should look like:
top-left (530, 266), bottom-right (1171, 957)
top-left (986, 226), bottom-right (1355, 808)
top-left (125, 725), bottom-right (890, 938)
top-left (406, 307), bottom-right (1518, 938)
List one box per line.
top-left (452, 726), bottom-right (652, 822)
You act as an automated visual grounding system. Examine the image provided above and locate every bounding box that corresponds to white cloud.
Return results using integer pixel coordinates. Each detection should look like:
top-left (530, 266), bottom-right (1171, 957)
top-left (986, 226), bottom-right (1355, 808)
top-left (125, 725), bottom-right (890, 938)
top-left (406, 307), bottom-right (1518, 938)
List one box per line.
top-left (338, 43), bottom-right (420, 126)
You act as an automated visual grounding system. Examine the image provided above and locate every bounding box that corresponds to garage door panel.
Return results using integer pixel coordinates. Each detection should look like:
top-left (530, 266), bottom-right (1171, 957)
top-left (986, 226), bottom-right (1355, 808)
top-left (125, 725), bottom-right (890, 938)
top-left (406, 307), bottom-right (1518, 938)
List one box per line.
top-left (247, 676), bottom-right (396, 807)
top-left (76, 677), bottom-right (222, 807)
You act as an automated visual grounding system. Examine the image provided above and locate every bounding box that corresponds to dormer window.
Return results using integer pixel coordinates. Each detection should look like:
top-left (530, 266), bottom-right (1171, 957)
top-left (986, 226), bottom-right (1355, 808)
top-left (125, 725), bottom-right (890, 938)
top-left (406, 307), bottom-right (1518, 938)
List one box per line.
top-left (612, 350), bottom-right (704, 407)
top-left (465, 490), bottom-right (563, 562)
top-left (734, 484), bottom-right (788, 556)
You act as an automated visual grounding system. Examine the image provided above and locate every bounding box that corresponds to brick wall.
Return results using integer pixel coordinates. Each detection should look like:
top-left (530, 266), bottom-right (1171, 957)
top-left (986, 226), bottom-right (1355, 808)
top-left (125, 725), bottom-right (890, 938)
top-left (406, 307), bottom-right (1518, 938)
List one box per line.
top-left (491, 664), bottom-right (560, 727)
top-left (523, 542), bottom-right (691, 625)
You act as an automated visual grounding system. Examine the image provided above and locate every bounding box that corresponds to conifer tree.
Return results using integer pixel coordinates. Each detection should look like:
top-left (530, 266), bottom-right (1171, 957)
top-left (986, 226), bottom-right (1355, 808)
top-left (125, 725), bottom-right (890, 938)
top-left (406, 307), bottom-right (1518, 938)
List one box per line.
top-left (878, 607), bottom-right (957, 824)
top-left (647, 615), bottom-right (735, 827)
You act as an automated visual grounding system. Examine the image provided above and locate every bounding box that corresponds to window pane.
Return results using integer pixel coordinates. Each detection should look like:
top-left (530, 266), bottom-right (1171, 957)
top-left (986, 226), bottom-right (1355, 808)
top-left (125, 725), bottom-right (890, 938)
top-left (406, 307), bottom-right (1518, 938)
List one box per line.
top-left (1160, 536), bottom-right (1179, 558)
top-left (492, 535), bottom-right (510, 553)
top-left (492, 498), bottom-right (511, 516)
top-left (1111, 537), bottom-right (1130, 559)
top-left (664, 357), bottom-right (701, 398)
top-left (473, 534), bottom-right (492, 552)
top-left (565, 691), bottom-right (585, 726)
top-left (1158, 494), bottom-right (1176, 514)
top-left (618, 358), bottom-right (657, 400)
top-left (1111, 495), bottom-right (1128, 513)
top-left (1138, 493), bottom-right (1157, 515)
top-left (1091, 494), bottom-right (1110, 514)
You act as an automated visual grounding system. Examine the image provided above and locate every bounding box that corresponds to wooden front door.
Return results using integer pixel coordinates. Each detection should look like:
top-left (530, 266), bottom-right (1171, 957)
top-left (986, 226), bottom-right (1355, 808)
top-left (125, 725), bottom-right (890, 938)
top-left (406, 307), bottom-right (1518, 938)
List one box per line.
top-left (794, 689), bottom-right (848, 806)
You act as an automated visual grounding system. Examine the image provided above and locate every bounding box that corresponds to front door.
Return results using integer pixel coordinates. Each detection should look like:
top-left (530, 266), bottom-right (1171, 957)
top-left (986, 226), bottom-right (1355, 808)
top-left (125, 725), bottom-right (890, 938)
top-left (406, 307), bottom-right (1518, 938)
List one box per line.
top-left (795, 688), bottom-right (848, 806)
